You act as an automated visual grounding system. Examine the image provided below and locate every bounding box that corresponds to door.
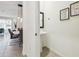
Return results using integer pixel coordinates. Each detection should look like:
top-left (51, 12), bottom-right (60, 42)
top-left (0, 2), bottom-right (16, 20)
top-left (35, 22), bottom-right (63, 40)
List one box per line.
top-left (23, 1), bottom-right (40, 57)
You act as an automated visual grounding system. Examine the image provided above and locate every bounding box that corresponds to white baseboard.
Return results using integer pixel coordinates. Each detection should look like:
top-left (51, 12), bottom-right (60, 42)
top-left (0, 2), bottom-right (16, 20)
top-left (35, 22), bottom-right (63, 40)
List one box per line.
top-left (49, 48), bottom-right (64, 57)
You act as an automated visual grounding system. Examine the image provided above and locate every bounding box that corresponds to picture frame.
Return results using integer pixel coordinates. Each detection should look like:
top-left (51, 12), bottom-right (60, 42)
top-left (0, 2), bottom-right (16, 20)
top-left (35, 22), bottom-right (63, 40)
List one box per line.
top-left (60, 8), bottom-right (69, 21)
top-left (70, 1), bottom-right (79, 16)
top-left (40, 12), bottom-right (44, 28)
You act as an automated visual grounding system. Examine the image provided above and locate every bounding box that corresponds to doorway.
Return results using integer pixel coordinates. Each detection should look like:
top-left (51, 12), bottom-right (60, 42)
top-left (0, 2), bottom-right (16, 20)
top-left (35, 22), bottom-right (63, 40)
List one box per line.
top-left (0, 1), bottom-right (23, 57)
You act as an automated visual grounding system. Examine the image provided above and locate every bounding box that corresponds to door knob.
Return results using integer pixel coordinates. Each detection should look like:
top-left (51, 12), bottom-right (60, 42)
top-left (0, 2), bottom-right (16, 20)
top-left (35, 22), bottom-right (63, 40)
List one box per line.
top-left (35, 33), bottom-right (37, 36)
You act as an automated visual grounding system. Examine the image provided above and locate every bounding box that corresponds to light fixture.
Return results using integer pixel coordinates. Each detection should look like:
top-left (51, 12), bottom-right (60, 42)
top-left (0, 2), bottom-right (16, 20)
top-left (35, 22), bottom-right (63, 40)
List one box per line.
top-left (18, 4), bottom-right (23, 18)
top-left (17, 4), bottom-right (23, 23)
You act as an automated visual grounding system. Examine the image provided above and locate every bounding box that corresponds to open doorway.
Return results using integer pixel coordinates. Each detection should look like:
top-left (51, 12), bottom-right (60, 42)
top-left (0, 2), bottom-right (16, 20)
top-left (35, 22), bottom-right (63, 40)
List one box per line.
top-left (0, 1), bottom-right (23, 57)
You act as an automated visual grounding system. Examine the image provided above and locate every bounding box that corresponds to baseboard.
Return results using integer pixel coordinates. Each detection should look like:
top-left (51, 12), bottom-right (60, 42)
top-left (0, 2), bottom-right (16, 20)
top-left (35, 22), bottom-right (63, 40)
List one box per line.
top-left (22, 54), bottom-right (27, 57)
top-left (49, 48), bottom-right (64, 57)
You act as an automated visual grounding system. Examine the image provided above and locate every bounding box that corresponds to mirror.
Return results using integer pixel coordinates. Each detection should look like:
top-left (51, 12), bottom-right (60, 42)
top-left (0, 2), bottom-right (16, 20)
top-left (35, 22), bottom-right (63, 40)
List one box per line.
top-left (40, 12), bottom-right (44, 28)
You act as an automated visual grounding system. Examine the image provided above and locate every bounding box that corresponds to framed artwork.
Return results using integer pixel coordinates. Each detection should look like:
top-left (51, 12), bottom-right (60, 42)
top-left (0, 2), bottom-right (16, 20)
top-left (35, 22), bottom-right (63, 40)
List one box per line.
top-left (40, 12), bottom-right (44, 28)
top-left (70, 1), bottom-right (79, 16)
top-left (60, 8), bottom-right (69, 21)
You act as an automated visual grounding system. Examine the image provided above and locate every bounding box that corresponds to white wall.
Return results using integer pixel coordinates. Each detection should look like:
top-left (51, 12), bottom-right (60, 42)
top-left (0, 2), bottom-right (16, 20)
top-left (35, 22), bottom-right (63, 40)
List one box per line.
top-left (40, 1), bottom-right (79, 57)
top-left (23, 1), bottom-right (40, 57)
top-left (0, 1), bottom-right (22, 18)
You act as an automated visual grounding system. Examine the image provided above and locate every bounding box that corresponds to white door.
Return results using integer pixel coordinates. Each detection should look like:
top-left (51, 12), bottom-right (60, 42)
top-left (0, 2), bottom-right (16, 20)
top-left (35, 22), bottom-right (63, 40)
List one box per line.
top-left (23, 1), bottom-right (40, 57)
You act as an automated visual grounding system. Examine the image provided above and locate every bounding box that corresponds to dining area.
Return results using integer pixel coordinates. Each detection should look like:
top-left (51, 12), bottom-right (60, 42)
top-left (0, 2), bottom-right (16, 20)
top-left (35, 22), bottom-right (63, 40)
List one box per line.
top-left (4, 17), bottom-right (23, 56)
top-left (8, 28), bottom-right (23, 47)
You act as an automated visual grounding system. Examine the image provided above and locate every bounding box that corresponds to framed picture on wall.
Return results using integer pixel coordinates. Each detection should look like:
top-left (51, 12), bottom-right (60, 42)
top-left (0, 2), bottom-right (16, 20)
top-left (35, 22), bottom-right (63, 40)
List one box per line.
top-left (60, 8), bottom-right (69, 21)
top-left (40, 12), bottom-right (44, 28)
top-left (70, 1), bottom-right (79, 16)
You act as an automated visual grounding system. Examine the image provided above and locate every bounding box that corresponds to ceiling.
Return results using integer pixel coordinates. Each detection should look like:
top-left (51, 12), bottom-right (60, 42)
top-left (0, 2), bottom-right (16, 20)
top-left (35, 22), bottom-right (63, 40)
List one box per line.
top-left (0, 1), bottom-right (22, 19)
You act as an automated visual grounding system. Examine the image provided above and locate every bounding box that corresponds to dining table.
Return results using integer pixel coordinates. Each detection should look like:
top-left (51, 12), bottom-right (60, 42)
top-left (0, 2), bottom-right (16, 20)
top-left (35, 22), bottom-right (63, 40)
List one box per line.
top-left (13, 30), bottom-right (20, 35)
